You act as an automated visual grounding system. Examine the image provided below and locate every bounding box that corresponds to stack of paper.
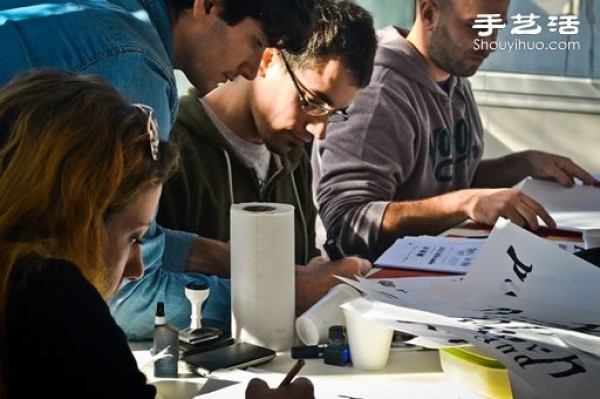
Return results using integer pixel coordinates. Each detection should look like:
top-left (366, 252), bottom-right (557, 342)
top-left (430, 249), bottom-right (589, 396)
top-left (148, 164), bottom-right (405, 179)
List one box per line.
top-left (341, 218), bottom-right (600, 398)
top-left (375, 234), bottom-right (584, 275)
top-left (519, 177), bottom-right (600, 231)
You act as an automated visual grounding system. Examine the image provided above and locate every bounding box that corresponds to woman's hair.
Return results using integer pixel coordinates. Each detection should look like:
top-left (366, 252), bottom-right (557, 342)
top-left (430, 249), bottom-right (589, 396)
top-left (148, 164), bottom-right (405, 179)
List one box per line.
top-left (0, 69), bottom-right (178, 394)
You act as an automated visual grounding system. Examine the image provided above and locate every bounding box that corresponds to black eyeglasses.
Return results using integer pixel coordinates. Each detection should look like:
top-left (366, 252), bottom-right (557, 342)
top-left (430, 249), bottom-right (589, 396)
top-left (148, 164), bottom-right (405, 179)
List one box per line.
top-left (132, 104), bottom-right (160, 161)
top-left (280, 52), bottom-right (349, 122)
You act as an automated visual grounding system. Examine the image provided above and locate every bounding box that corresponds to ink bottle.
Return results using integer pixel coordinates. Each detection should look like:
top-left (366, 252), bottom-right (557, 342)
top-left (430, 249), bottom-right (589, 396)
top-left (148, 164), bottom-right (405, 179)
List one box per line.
top-left (153, 301), bottom-right (179, 378)
top-left (323, 325), bottom-right (351, 366)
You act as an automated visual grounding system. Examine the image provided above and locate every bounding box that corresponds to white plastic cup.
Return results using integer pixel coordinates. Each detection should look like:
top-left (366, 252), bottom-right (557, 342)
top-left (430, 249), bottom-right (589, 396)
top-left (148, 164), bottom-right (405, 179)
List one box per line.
top-left (295, 284), bottom-right (362, 345)
top-left (583, 229), bottom-right (600, 249)
top-left (341, 297), bottom-right (393, 371)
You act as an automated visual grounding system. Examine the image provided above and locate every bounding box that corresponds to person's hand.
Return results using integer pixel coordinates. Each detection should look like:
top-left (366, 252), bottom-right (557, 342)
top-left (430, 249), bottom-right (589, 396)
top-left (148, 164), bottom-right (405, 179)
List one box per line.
top-left (463, 188), bottom-right (556, 230)
top-left (294, 256), bottom-right (371, 314)
top-left (524, 150), bottom-right (600, 187)
top-left (304, 256), bottom-right (372, 277)
top-left (245, 377), bottom-right (315, 399)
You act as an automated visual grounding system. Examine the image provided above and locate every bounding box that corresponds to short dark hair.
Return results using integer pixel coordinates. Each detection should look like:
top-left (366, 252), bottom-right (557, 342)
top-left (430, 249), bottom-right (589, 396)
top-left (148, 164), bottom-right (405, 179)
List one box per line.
top-left (167, 0), bottom-right (316, 53)
top-left (284, 0), bottom-right (377, 88)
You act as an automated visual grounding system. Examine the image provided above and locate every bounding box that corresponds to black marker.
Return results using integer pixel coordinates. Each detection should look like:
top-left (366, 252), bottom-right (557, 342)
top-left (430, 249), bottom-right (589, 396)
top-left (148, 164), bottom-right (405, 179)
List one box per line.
top-left (291, 344), bottom-right (326, 359)
top-left (324, 237), bottom-right (345, 260)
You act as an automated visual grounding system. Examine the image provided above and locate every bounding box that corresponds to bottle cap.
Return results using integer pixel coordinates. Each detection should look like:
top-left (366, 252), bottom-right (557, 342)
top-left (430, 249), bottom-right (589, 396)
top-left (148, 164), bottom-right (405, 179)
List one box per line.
top-left (155, 301), bottom-right (166, 325)
top-left (156, 301), bottom-right (165, 317)
top-left (186, 281), bottom-right (210, 291)
top-left (328, 325), bottom-right (346, 341)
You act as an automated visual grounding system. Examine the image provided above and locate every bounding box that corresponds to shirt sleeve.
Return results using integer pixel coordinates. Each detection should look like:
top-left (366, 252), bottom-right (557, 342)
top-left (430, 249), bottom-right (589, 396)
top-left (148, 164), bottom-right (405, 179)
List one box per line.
top-left (315, 76), bottom-right (420, 260)
top-left (142, 219), bottom-right (196, 273)
top-left (161, 226), bottom-right (197, 272)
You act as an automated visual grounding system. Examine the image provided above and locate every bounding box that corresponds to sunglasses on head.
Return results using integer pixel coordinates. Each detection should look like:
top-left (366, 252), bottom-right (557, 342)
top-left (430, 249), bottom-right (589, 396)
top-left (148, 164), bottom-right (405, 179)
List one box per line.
top-left (132, 104), bottom-right (160, 161)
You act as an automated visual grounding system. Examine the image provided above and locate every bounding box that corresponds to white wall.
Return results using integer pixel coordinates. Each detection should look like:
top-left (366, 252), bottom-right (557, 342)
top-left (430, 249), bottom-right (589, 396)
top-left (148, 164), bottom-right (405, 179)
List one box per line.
top-left (471, 72), bottom-right (600, 172)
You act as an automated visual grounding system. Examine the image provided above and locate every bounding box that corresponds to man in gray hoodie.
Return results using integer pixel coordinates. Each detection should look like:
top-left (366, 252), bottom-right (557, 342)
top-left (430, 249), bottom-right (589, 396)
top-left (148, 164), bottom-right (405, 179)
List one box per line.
top-left (313, 0), bottom-right (599, 261)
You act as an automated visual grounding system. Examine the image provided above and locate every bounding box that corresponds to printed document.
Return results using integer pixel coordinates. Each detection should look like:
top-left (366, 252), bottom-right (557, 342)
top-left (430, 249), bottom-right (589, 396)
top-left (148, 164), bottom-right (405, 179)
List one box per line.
top-left (374, 236), bottom-right (485, 274)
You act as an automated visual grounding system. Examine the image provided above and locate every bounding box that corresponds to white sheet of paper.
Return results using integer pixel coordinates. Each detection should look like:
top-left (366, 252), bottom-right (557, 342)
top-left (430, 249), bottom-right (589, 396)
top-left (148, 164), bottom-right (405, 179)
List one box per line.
top-left (519, 177), bottom-right (600, 230)
top-left (346, 219), bottom-right (600, 398)
top-left (194, 370), bottom-right (457, 399)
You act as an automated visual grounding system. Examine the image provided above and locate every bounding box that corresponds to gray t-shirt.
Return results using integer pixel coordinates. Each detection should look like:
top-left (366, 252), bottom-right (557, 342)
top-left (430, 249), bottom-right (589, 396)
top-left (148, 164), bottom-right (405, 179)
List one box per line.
top-left (200, 98), bottom-right (271, 184)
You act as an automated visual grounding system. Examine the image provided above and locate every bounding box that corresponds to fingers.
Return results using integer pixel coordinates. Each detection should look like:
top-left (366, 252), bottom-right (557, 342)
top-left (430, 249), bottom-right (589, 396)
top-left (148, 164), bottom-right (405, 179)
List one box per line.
top-left (245, 377), bottom-right (316, 399)
top-left (353, 257), bottom-right (373, 275)
top-left (566, 164), bottom-right (600, 186)
top-left (335, 257), bottom-right (372, 276)
top-left (546, 166), bottom-right (575, 187)
top-left (290, 376), bottom-right (313, 385)
top-left (469, 189), bottom-right (556, 230)
top-left (549, 160), bottom-right (591, 187)
top-left (274, 378), bottom-right (316, 399)
top-left (246, 378), bottom-right (270, 397)
top-left (529, 151), bottom-right (598, 187)
top-left (316, 256), bottom-right (372, 276)
top-left (307, 256), bottom-right (327, 266)
top-left (288, 376), bottom-right (315, 393)
top-left (510, 194), bottom-right (556, 230)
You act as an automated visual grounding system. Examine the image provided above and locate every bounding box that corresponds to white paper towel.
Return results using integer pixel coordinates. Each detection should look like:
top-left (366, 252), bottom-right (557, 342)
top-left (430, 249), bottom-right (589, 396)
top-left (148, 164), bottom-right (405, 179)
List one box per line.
top-left (230, 202), bottom-right (295, 351)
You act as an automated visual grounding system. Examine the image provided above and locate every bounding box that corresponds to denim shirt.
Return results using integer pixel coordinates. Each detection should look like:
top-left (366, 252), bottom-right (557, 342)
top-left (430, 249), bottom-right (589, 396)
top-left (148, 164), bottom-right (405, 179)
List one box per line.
top-left (0, 0), bottom-right (231, 339)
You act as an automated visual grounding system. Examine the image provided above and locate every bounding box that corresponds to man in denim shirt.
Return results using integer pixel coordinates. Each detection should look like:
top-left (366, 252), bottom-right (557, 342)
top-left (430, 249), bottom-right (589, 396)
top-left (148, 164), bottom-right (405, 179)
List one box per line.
top-left (0, 0), bottom-right (315, 339)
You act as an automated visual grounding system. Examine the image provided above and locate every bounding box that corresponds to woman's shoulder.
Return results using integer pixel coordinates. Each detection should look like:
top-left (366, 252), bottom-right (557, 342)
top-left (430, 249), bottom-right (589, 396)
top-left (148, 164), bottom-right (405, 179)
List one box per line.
top-left (10, 256), bottom-right (94, 306)
top-left (12, 256), bottom-right (83, 285)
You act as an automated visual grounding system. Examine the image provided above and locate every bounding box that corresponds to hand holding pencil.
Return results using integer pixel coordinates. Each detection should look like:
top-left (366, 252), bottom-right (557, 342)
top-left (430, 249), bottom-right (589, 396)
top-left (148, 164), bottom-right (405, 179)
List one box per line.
top-left (245, 359), bottom-right (315, 399)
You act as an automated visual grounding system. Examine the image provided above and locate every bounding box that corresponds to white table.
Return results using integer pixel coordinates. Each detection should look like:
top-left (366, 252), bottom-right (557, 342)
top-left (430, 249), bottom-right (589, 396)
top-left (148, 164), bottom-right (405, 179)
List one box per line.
top-left (129, 342), bottom-right (475, 399)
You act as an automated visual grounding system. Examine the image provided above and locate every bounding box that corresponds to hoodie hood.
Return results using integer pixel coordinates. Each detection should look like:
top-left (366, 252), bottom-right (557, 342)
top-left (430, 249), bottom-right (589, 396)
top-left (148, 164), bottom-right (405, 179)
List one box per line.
top-left (375, 26), bottom-right (460, 97)
top-left (176, 88), bottom-right (234, 154)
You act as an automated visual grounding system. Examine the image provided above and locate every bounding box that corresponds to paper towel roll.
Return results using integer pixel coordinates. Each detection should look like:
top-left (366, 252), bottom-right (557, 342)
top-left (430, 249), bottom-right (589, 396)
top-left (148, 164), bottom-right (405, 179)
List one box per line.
top-left (230, 203), bottom-right (295, 351)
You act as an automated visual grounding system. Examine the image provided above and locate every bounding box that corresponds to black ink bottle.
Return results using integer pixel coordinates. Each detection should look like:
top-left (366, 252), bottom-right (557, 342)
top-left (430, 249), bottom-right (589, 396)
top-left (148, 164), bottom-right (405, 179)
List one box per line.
top-left (153, 301), bottom-right (179, 378)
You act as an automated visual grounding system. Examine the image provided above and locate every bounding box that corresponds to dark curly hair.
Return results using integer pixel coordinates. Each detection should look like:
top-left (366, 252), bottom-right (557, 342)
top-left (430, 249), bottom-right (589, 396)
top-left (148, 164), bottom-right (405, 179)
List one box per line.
top-left (284, 0), bottom-right (377, 88)
top-left (167, 0), bottom-right (316, 53)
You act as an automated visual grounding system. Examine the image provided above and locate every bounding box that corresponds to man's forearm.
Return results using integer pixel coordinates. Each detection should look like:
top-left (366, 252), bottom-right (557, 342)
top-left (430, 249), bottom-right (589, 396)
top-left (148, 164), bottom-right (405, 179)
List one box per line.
top-left (185, 236), bottom-right (231, 277)
top-left (379, 193), bottom-right (470, 246)
top-left (472, 152), bottom-right (532, 188)
top-left (295, 268), bottom-right (339, 316)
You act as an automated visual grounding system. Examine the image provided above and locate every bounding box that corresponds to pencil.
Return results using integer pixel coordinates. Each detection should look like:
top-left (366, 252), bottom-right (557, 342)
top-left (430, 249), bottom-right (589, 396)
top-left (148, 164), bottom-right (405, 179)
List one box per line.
top-left (278, 359), bottom-right (305, 387)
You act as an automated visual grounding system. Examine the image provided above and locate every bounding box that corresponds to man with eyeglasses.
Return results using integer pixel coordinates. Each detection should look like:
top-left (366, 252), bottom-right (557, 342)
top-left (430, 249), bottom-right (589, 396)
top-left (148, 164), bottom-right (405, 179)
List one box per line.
top-left (157, 0), bottom-right (377, 317)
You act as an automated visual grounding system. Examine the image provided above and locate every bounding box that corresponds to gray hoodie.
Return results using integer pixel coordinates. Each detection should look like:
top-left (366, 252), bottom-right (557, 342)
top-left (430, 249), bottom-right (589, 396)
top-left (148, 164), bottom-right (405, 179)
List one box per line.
top-left (313, 26), bottom-right (484, 260)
